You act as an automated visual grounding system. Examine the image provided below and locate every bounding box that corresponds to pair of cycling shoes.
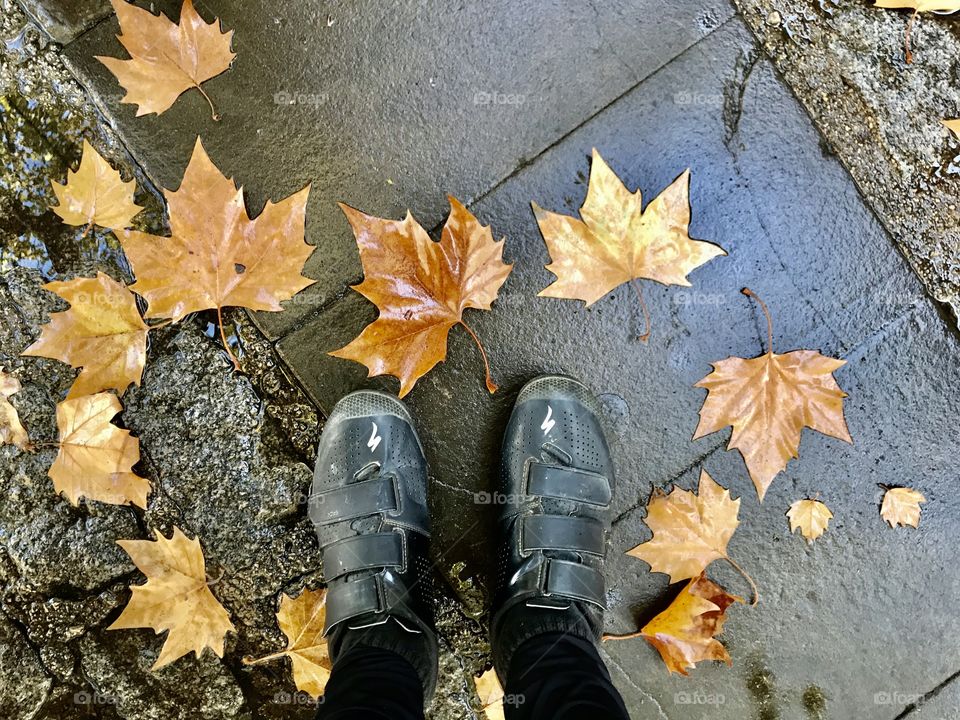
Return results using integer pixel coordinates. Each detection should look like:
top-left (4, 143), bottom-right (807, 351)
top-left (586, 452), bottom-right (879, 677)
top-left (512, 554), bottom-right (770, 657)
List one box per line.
top-left (309, 375), bottom-right (615, 698)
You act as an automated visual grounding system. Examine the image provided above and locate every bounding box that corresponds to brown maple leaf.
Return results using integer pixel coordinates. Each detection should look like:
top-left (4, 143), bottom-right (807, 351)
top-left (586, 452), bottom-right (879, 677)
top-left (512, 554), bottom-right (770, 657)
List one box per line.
top-left (532, 148), bottom-right (724, 341)
top-left (606, 573), bottom-right (740, 675)
top-left (48, 392), bottom-right (150, 507)
top-left (474, 668), bottom-right (506, 720)
top-left (110, 526), bottom-right (234, 669)
top-left (693, 289), bottom-right (852, 502)
top-left (786, 499), bottom-right (833, 542)
top-left (0, 369), bottom-right (30, 450)
top-left (874, 1), bottom-right (960, 63)
top-left (119, 139), bottom-right (313, 366)
top-left (330, 196), bottom-right (512, 397)
top-left (880, 487), bottom-right (926, 528)
top-left (97, 0), bottom-right (235, 119)
top-left (23, 273), bottom-right (149, 399)
top-left (243, 588), bottom-right (331, 699)
top-left (626, 468), bottom-right (756, 603)
top-left (50, 140), bottom-right (143, 234)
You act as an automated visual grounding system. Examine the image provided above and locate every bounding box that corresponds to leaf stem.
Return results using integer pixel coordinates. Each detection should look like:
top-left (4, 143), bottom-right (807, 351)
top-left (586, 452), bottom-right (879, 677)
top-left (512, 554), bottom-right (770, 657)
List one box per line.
top-left (459, 319), bottom-right (497, 393)
top-left (216, 306), bottom-right (241, 370)
top-left (602, 630), bottom-right (645, 642)
top-left (195, 83), bottom-right (221, 121)
top-left (741, 287), bottom-right (773, 354)
top-left (723, 555), bottom-right (759, 606)
top-left (242, 649), bottom-right (290, 666)
top-left (630, 279), bottom-right (651, 343)
top-left (81, 221), bottom-right (93, 239)
top-left (905, 9), bottom-right (917, 64)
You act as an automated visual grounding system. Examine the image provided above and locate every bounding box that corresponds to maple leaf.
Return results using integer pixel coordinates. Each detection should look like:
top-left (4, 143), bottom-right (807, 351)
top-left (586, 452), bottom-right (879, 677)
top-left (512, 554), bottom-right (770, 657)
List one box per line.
top-left (880, 487), bottom-right (926, 528)
top-left (626, 468), bottom-right (756, 602)
top-left (943, 119), bottom-right (960, 138)
top-left (243, 588), bottom-right (332, 699)
top-left (873, 1), bottom-right (959, 62)
top-left (50, 140), bottom-right (143, 233)
top-left (330, 196), bottom-right (512, 397)
top-left (48, 392), bottom-right (150, 508)
top-left (693, 289), bottom-right (852, 502)
top-left (0, 369), bottom-right (30, 450)
top-left (110, 526), bottom-right (234, 669)
top-left (532, 148), bottom-right (724, 341)
top-left (786, 499), bottom-right (833, 542)
top-left (614, 573), bottom-right (739, 675)
top-left (23, 273), bottom-right (148, 399)
top-left (119, 139), bottom-right (313, 366)
top-left (474, 668), bottom-right (506, 720)
top-left (96, 0), bottom-right (235, 119)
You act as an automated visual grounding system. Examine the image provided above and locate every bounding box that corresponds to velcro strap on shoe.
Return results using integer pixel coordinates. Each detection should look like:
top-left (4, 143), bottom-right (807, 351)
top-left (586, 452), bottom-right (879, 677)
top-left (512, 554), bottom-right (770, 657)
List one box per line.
top-left (527, 463), bottom-right (611, 506)
top-left (543, 559), bottom-right (606, 607)
top-left (324, 574), bottom-right (384, 634)
top-left (312, 476), bottom-right (399, 525)
top-left (323, 532), bottom-right (405, 582)
top-left (521, 515), bottom-right (605, 556)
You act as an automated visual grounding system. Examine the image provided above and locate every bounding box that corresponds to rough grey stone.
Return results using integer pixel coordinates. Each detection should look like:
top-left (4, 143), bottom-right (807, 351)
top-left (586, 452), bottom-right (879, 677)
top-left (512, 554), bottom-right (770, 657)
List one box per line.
top-left (0, 613), bottom-right (51, 718)
top-left (15, 0), bottom-right (111, 45)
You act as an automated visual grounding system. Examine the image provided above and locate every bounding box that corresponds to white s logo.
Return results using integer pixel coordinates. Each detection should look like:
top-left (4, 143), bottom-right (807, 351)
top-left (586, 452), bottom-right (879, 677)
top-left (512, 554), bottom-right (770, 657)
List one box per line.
top-left (367, 422), bottom-right (382, 452)
top-left (540, 405), bottom-right (555, 435)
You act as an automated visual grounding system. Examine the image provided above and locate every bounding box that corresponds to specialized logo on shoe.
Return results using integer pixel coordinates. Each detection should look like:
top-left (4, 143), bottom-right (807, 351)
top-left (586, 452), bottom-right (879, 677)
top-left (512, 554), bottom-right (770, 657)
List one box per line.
top-left (367, 422), bottom-right (382, 452)
top-left (540, 405), bottom-right (555, 435)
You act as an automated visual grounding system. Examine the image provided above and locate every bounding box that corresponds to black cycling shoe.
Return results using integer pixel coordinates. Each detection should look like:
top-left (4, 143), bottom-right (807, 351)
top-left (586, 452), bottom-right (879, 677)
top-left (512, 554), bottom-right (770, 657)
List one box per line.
top-left (309, 390), bottom-right (438, 700)
top-left (490, 375), bottom-right (615, 680)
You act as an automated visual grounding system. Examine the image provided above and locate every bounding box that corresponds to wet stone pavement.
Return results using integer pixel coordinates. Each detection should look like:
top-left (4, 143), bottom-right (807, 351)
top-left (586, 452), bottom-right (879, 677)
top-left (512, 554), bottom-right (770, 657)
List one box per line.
top-left (3, 0), bottom-right (960, 719)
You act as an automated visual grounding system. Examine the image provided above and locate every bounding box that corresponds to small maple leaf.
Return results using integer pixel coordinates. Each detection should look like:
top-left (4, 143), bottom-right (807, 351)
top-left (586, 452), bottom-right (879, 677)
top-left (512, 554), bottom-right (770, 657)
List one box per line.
top-left (633, 573), bottom-right (740, 675)
top-left (627, 469), bottom-right (756, 603)
top-left (880, 487), bottom-right (926, 528)
top-left (0, 369), bottom-right (30, 450)
top-left (97, 0), bottom-right (236, 119)
top-left (119, 139), bottom-right (313, 366)
top-left (50, 140), bottom-right (143, 234)
top-left (330, 196), bottom-right (512, 397)
top-left (474, 668), bottom-right (506, 720)
top-left (873, 1), bottom-right (960, 63)
top-left (532, 148), bottom-right (724, 341)
top-left (786, 499), bottom-right (833, 542)
top-left (48, 392), bottom-right (150, 508)
top-left (110, 526), bottom-right (234, 669)
top-left (23, 273), bottom-right (149, 399)
top-left (693, 289), bottom-right (852, 502)
top-left (943, 119), bottom-right (960, 138)
top-left (243, 588), bottom-right (331, 699)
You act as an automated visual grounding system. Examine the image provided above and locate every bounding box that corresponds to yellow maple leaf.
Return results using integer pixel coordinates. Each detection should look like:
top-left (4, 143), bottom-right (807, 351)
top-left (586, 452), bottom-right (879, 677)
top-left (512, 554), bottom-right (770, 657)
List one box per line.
top-left (532, 148), bottom-right (725, 340)
top-left (943, 119), bottom-right (960, 138)
top-left (48, 392), bottom-right (150, 508)
top-left (636, 573), bottom-right (740, 675)
top-left (243, 588), bottom-right (332, 699)
top-left (474, 668), bottom-right (506, 720)
top-left (693, 289), bottom-right (852, 502)
top-left (23, 273), bottom-right (148, 399)
top-left (0, 369), bottom-right (30, 449)
top-left (110, 527), bottom-right (234, 669)
top-left (96, 0), bottom-right (236, 119)
top-left (786, 499), bottom-right (833, 542)
top-left (880, 487), bottom-right (926, 528)
top-left (50, 140), bottom-right (142, 232)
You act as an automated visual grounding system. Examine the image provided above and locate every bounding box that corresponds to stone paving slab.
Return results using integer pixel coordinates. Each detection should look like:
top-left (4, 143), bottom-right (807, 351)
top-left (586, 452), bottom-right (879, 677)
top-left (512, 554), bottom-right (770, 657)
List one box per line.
top-left (15, 0), bottom-right (110, 44)
top-left (62, 0), bottom-right (733, 339)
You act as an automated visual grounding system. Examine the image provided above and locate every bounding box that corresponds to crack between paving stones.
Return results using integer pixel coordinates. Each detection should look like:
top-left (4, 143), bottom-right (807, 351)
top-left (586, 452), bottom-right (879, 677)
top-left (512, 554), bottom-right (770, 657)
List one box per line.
top-left (611, 436), bottom-right (728, 528)
top-left (723, 45), bottom-right (762, 149)
top-left (893, 668), bottom-right (960, 719)
top-left (599, 646), bottom-right (668, 720)
top-left (431, 475), bottom-right (476, 497)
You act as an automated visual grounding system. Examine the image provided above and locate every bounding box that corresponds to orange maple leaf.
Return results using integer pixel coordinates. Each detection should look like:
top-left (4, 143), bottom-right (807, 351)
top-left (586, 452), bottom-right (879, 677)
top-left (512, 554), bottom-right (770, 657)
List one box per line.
top-left (693, 289), bottom-right (852, 502)
top-left (110, 527), bottom-right (234, 668)
top-left (23, 273), bottom-right (148, 399)
top-left (97, 0), bottom-right (235, 119)
top-left (0, 369), bottom-right (30, 450)
top-left (330, 196), bottom-right (512, 397)
top-left (532, 148), bottom-right (724, 340)
top-left (632, 573), bottom-right (740, 675)
top-left (119, 139), bottom-right (313, 365)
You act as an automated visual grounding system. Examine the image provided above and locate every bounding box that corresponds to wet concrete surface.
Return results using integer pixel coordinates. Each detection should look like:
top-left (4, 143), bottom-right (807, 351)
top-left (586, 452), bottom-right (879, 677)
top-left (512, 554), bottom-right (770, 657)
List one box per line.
top-left (4, 0), bottom-right (960, 718)
top-left (14, 0), bottom-right (110, 44)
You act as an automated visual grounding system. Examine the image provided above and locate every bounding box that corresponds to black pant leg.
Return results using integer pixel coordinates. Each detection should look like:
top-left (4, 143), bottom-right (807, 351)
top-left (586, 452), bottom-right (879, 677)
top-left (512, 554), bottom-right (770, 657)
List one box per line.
top-left (316, 646), bottom-right (425, 720)
top-left (503, 632), bottom-right (630, 720)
